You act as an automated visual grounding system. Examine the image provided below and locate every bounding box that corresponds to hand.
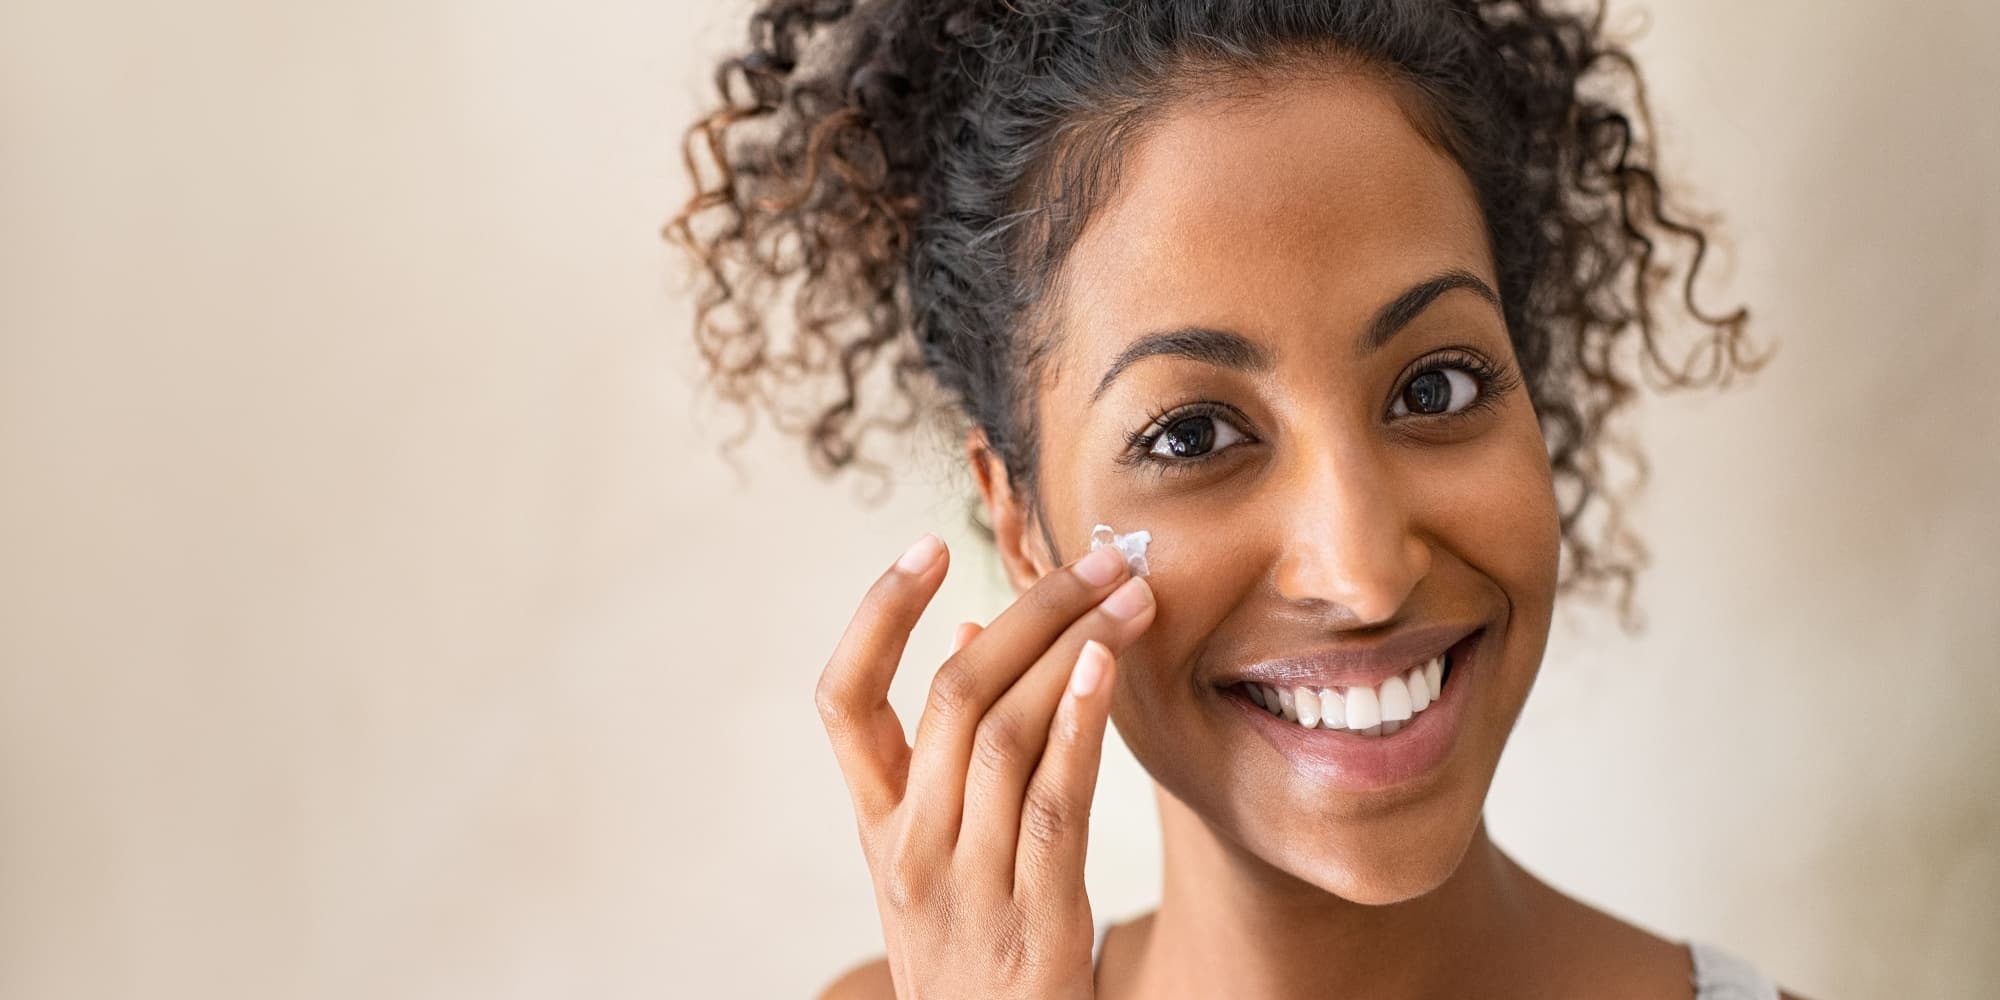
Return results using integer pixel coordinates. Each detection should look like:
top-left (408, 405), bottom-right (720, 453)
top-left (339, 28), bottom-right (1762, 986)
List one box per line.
top-left (816, 534), bottom-right (1156, 999)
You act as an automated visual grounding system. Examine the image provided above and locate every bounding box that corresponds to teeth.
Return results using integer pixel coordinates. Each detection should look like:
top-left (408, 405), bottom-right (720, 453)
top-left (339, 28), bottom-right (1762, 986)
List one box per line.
top-left (1317, 687), bottom-right (1344, 730)
top-left (1241, 649), bottom-right (1456, 737)
top-left (1378, 675), bottom-right (1412, 722)
top-left (1344, 684), bottom-right (1382, 730)
top-left (1293, 687), bottom-right (1320, 728)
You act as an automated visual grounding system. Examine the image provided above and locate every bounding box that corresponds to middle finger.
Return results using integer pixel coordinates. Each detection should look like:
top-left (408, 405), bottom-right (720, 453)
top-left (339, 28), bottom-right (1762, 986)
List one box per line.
top-left (898, 544), bottom-right (1133, 845)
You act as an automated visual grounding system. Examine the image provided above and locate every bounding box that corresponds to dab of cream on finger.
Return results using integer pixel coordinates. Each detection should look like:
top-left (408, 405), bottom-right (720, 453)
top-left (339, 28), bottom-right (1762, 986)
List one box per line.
top-left (1089, 523), bottom-right (1152, 578)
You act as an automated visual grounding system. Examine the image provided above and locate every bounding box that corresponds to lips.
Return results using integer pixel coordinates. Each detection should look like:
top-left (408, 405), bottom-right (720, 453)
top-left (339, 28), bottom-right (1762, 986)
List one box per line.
top-left (1212, 624), bottom-right (1476, 692)
top-left (1237, 646), bottom-right (1451, 735)
top-left (1216, 628), bottom-right (1486, 792)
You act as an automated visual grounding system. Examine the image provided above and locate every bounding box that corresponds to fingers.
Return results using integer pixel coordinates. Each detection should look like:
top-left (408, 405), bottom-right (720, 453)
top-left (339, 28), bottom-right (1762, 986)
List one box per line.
top-left (816, 533), bottom-right (949, 821)
top-left (1014, 640), bottom-right (1116, 899)
top-left (901, 544), bottom-right (1133, 841)
top-left (949, 620), bottom-right (982, 656)
top-left (957, 575), bottom-right (1152, 868)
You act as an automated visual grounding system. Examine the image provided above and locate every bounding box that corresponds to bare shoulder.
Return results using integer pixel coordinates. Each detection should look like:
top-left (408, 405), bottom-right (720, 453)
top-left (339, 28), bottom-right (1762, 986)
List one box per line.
top-left (1512, 871), bottom-right (1698, 999)
top-left (816, 955), bottom-right (894, 1000)
top-left (1527, 888), bottom-right (1813, 1000)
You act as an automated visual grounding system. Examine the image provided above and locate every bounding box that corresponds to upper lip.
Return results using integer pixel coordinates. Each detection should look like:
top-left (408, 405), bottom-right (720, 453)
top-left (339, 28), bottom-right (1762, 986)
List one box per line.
top-left (1214, 624), bottom-right (1480, 691)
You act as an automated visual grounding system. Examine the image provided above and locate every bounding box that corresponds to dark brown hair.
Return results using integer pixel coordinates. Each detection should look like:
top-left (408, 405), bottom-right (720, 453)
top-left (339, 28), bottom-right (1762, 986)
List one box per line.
top-left (669, 0), bottom-right (1765, 624)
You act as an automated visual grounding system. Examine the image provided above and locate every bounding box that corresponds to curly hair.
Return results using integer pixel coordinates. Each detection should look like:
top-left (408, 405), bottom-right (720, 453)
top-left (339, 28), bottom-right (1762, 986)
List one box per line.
top-left (668, 0), bottom-right (1764, 625)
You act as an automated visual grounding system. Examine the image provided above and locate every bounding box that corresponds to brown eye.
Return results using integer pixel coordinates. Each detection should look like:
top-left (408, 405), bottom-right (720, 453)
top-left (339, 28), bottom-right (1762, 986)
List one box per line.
top-left (1392, 368), bottom-right (1479, 417)
top-left (1147, 413), bottom-right (1246, 460)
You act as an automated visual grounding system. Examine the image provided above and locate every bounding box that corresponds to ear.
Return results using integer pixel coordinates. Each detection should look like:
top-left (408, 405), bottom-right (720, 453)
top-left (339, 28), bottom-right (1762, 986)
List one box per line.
top-left (967, 429), bottom-right (1055, 594)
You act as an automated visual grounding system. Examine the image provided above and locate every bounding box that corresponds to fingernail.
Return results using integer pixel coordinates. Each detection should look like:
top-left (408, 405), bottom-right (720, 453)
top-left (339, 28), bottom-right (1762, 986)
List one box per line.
top-left (896, 533), bottom-right (943, 574)
top-left (1099, 576), bottom-right (1152, 620)
top-left (1073, 545), bottom-right (1126, 587)
top-left (1070, 640), bottom-right (1109, 697)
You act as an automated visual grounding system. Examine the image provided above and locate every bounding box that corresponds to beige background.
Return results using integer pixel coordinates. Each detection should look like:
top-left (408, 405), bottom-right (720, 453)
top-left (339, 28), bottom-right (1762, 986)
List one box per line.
top-left (3, 1), bottom-right (1996, 997)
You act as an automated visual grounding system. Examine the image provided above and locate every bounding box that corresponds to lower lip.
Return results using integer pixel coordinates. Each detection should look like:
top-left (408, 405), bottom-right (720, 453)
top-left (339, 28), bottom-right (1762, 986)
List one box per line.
top-left (1221, 631), bottom-right (1482, 793)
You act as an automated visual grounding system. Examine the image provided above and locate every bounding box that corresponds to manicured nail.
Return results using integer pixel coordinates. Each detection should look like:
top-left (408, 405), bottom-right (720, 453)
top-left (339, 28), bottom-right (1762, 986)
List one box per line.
top-left (1099, 576), bottom-right (1152, 620)
top-left (896, 533), bottom-right (943, 574)
top-left (1073, 545), bottom-right (1126, 587)
top-left (1070, 640), bottom-right (1110, 697)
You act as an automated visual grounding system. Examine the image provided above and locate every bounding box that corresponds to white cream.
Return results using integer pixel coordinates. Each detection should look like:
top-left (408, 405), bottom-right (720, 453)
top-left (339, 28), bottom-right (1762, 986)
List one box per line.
top-left (1088, 524), bottom-right (1152, 577)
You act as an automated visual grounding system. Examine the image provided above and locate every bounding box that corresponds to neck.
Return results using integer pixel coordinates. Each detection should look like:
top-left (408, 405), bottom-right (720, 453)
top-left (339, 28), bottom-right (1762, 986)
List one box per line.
top-left (1125, 784), bottom-right (1541, 1000)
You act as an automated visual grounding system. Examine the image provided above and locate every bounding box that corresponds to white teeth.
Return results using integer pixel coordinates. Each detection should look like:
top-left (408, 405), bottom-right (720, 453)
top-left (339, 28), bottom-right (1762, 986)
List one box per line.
top-left (1317, 687), bottom-right (1344, 730)
top-left (1344, 684), bottom-right (1382, 730)
top-left (1406, 666), bottom-right (1430, 712)
top-left (1243, 650), bottom-right (1454, 736)
top-left (1293, 687), bottom-right (1320, 728)
top-left (1378, 675), bottom-right (1412, 722)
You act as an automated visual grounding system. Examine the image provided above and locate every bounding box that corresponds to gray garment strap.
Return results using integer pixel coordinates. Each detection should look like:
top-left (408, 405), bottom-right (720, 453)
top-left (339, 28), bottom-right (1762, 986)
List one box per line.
top-left (1689, 940), bottom-right (1781, 1000)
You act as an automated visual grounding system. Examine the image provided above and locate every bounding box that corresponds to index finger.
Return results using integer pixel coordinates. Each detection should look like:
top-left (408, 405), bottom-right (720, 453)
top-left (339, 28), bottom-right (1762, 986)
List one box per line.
top-left (897, 544), bottom-right (1133, 838)
top-left (814, 533), bottom-right (949, 820)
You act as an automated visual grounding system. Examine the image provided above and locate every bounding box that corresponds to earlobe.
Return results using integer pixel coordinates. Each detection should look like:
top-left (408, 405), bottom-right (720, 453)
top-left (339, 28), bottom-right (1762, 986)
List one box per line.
top-left (966, 429), bottom-right (1052, 593)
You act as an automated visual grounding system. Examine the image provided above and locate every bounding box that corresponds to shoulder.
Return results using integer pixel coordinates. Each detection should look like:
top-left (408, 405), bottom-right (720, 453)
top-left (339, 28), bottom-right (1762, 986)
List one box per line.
top-left (816, 955), bottom-right (894, 1000)
top-left (1511, 875), bottom-right (1696, 999)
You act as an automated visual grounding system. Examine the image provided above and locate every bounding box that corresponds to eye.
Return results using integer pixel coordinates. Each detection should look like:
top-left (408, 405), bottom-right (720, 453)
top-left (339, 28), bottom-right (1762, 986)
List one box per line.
top-left (1147, 411), bottom-right (1248, 460)
top-left (1390, 366), bottom-right (1481, 417)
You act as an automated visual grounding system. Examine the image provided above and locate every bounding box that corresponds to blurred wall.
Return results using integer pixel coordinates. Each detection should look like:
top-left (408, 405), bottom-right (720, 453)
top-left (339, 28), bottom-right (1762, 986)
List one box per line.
top-left (2, 1), bottom-right (1994, 997)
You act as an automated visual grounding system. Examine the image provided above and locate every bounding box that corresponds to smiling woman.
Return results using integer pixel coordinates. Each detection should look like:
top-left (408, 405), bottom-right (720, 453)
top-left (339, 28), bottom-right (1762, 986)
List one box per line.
top-left (669, 2), bottom-right (1789, 998)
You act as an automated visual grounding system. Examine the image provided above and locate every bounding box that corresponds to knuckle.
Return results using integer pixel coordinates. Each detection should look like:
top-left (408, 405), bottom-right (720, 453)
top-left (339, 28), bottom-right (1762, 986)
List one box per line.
top-left (926, 657), bottom-right (981, 720)
top-left (879, 852), bottom-right (932, 912)
top-left (971, 713), bottom-right (1027, 775)
top-left (813, 672), bottom-right (854, 731)
top-left (1019, 789), bottom-right (1075, 852)
top-left (992, 919), bottom-right (1037, 977)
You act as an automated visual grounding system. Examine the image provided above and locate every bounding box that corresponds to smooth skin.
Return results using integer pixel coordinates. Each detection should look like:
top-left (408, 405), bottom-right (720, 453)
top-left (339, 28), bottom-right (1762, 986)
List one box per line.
top-left (818, 69), bottom-right (1803, 1000)
top-left (817, 537), bottom-right (1152, 999)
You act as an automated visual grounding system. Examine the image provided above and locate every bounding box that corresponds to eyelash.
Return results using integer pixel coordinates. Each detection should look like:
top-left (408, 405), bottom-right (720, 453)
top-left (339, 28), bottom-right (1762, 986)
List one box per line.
top-left (1120, 400), bottom-right (1250, 475)
top-left (1398, 349), bottom-right (1518, 422)
top-left (1118, 351), bottom-right (1521, 475)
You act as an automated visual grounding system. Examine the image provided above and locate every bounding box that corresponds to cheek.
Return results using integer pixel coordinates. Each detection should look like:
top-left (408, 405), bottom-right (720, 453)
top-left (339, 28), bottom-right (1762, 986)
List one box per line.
top-left (1408, 411), bottom-right (1563, 733)
top-left (1053, 488), bottom-right (1263, 717)
top-left (1412, 413), bottom-right (1562, 603)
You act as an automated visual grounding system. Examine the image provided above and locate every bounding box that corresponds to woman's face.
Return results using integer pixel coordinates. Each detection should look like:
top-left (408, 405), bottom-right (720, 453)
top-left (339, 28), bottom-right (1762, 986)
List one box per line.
top-left (991, 71), bottom-right (1562, 904)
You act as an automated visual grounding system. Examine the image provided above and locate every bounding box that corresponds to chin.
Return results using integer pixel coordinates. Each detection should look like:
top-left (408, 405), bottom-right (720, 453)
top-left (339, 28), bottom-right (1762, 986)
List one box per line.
top-left (1285, 812), bottom-right (1485, 905)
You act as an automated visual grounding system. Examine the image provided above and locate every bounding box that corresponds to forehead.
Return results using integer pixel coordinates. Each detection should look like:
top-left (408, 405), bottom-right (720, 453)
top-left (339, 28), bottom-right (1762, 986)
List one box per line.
top-left (1046, 70), bottom-right (1494, 384)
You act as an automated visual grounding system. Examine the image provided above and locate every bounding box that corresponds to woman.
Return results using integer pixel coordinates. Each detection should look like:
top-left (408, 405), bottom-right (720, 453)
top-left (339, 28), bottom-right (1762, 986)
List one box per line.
top-left (674, 1), bottom-right (1793, 996)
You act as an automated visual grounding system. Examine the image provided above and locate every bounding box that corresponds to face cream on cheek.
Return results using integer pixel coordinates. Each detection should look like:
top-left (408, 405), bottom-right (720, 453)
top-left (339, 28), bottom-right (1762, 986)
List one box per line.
top-left (1089, 523), bottom-right (1152, 577)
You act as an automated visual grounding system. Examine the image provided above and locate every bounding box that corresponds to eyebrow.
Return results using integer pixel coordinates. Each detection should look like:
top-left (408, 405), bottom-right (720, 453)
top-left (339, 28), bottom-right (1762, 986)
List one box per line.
top-left (1087, 268), bottom-right (1504, 404)
top-left (1364, 268), bottom-right (1502, 354)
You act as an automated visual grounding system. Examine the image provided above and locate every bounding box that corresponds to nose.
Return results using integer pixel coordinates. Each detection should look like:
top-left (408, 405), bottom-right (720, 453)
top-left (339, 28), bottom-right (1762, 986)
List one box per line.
top-left (1269, 442), bottom-right (1431, 627)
